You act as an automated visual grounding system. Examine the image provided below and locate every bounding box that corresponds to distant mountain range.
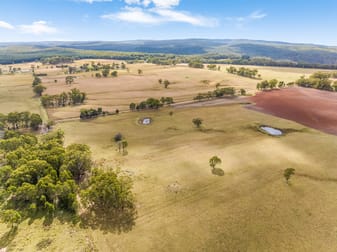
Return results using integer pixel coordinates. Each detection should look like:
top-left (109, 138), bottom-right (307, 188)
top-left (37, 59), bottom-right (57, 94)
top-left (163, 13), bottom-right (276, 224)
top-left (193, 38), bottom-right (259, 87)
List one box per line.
top-left (1, 39), bottom-right (337, 65)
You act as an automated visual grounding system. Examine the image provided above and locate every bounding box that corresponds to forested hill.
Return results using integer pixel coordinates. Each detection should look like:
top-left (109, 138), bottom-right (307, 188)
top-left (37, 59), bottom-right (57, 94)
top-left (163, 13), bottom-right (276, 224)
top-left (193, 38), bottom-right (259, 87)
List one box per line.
top-left (1, 39), bottom-right (337, 66)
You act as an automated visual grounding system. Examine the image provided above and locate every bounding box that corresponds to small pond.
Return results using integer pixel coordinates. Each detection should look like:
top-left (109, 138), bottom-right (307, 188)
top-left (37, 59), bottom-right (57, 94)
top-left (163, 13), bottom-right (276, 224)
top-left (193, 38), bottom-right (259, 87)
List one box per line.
top-left (260, 126), bottom-right (283, 136)
top-left (139, 118), bottom-right (152, 125)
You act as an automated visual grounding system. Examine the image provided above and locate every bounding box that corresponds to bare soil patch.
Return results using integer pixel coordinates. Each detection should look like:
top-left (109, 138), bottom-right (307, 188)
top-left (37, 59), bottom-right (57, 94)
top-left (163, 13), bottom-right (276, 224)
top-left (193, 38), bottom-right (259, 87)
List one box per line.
top-left (248, 87), bottom-right (337, 135)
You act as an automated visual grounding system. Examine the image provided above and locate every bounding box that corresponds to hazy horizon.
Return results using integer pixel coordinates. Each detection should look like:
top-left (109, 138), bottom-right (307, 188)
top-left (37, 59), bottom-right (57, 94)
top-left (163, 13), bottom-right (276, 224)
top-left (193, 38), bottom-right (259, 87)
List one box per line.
top-left (0, 0), bottom-right (337, 46)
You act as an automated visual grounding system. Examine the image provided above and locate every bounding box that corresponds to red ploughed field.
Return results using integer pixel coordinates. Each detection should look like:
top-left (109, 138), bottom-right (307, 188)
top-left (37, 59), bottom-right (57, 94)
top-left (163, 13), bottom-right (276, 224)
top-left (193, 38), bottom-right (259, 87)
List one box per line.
top-left (248, 87), bottom-right (337, 135)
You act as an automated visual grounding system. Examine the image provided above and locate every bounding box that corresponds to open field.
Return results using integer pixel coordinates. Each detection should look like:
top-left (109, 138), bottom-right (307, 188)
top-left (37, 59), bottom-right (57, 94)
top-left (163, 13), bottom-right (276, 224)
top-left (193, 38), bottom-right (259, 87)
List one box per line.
top-left (2, 104), bottom-right (337, 251)
top-left (249, 87), bottom-right (337, 135)
top-left (1, 61), bottom-right (337, 251)
top-left (31, 59), bottom-right (333, 120)
top-left (0, 73), bottom-right (48, 121)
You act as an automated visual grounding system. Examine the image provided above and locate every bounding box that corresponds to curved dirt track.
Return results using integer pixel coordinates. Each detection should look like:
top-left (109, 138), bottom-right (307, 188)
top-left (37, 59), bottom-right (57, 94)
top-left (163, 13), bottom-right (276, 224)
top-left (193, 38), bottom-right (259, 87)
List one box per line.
top-left (248, 87), bottom-right (337, 135)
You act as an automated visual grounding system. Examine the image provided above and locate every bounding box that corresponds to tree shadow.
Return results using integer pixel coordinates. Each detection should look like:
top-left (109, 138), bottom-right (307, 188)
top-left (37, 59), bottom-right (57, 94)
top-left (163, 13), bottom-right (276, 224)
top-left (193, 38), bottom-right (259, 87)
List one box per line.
top-left (212, 168), bottom-right (225, 176)
top-left (79, 207), bottom-right (137, 234)
top-left (0, 226), bottom-right (18, 248)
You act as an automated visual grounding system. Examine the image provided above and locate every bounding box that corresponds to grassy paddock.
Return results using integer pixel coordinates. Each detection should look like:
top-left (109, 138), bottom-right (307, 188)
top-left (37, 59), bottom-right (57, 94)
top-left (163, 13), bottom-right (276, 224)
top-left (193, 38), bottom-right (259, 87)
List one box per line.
top-left (1, 61), bottom-right (337, 251)
top-left (35, 104), bottom-right (337, 251)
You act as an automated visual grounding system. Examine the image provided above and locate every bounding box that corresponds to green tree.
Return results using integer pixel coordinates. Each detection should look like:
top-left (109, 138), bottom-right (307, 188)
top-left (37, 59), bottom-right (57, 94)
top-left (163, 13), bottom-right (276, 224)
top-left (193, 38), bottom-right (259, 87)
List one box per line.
top-left (137, 69), bottom-right (143, 75)
top-left (81, 169), bottom-right (134, 211)
top-left (102, 69), bottom-right (110, 77)
top-left (209, 156), bottom-right (222, 169)
top-left (33, 84), bottom-right (46, 96)
top-left (30, 113), bottom-right (42, 130)
top-left (284, 168), bottom-right (295, 184)
top-left (240, 89), bottom-right (246, 96)
top-left (163, 80), bottom-right (170, 88)
top-left (192, 118), bottom-right (203, 128)
top-left (32, 76), bottom-right (42, 87)
top-left (1, 210), bottom-right (21, 229)
top-left (111, 71), bottom-right (118, 77)
top-left (65, 76), bottom-right (75, 85)
top-left (62, 144), bottom-right (91, 183)
top-left (129, 103), bottom-right (136, 111)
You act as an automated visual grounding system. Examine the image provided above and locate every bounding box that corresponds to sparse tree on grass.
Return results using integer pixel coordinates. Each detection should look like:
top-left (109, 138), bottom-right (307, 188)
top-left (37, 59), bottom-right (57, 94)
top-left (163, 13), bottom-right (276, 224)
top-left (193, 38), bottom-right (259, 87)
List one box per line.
top-left (111, 71), bottom-right (118, 77)
top-left (284, 168), bottom-right (295, 184)
top-left (138, 69), bottom-right (143, 75)
top-left (65, 76), bottom-right (75, 85)
top-left (163, 80), bottom-right (170, 88)
top-left (209, 156), bottom-right (222, 170)
top-left (192, 118), bottom-right (203, 128)
top-left (240, 89), bottom-right (246, 96)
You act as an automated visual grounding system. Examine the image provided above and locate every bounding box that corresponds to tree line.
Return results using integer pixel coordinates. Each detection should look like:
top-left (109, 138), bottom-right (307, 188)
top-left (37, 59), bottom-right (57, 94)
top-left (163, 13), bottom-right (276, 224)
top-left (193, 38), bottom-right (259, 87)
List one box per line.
top-left (193, 86), bottom-right (241, 101)
top-left (0, 111), bottom-right (42, 131)
top-left (129, 97), bottom-right (174, 111)
top-left (41, 88), bottom-right (87, 108)
top-left (256, 79), bottom-right (289, 90)
top-left (0, 130), bottom-right (134, 228)
top-left (226, 66), bottom-right (259, 79)
top-left (295, 72), bottom-right (337, 92)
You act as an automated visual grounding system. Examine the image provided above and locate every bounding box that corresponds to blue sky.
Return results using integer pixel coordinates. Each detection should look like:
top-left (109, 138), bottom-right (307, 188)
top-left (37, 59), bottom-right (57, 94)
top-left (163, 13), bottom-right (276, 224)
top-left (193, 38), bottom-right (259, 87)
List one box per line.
top-left (0, 0), bottom-right (336, 45)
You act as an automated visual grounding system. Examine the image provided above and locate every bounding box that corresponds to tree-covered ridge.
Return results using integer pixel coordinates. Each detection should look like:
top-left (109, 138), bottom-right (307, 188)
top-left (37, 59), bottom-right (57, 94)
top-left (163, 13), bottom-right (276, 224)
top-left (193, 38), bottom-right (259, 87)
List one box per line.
top-left (0, 130), bottom-right (135, 228)
top-left (3, 39), bottom-right (337, 69)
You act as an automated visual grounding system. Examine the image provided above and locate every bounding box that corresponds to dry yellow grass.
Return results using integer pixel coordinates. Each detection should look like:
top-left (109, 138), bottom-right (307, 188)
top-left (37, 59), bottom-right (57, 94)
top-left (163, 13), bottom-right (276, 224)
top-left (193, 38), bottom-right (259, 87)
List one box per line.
top-left (36, 60), bottom-right (328, 120)
top-left (16, 105), bottom-right (332, 252)
top-left (0, 73), bottom-right (48, 121)
top-left (1, 61), bottom-right (337, 251)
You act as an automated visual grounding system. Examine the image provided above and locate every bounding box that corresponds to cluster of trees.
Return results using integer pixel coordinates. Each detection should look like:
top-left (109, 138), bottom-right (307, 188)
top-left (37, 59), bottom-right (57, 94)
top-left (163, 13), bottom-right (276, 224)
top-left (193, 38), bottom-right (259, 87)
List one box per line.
top-left (226, 66), bottom-right (259, 78)
top-left (296, 72), bottom-right (337, 92)
top-left (41, 88), bottom-right (87, 108)
top-left (188, 60), bottom-right (204, 69)
top-left (147, 56), bottom-right (178, 66)
top-left (256, 79), bottom-right (289, 90)
top-left (77, 62), bottom-right (126, 75)
top-left (112, 133), bottom-right (128, 155)
top-left (129, 97), bottom-right (174, 111)
top-left (194, 87), bottom-right (237, 101)
top-left (207, 64), bottom-right (220, 71)
top-left (95, 70), bottom-right (118, 78)
top-left (41, 56), bottom-right (75, 65)
top-left (0, 111), bottom-right (42, 131)
top-left (0, 130), bottom-right (134, 227)
top-left (79, 107), bottom-right (111, 119)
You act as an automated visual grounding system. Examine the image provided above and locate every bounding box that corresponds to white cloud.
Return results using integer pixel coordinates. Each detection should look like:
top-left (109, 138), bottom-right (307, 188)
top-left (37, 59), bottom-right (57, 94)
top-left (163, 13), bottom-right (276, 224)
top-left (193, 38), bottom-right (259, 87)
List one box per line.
top-left (124, 0), bottom-right (179, 8)
top-left (102, 7), bottom-right (159, 24)
top-left (227, 10), bottom-right (267, 27)
top-left (249, 11), bottom-right (267, 20)
top-left (102, 0), bottom-right (216, 27)
top-left (19, 21), bottom-right (58, 35)
top-left (153, 8), bottom-right (217, 26)
top-left (0, 21), bottom-right (14, 30)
